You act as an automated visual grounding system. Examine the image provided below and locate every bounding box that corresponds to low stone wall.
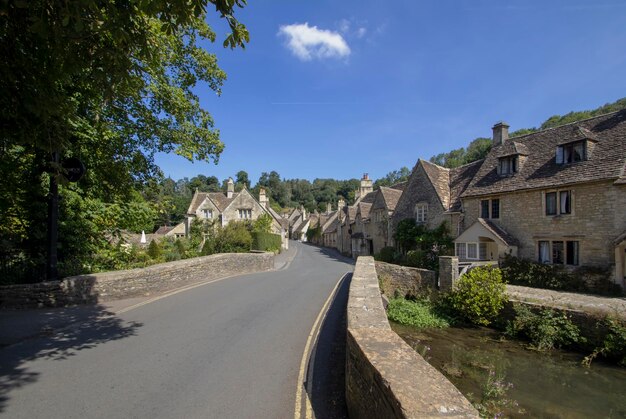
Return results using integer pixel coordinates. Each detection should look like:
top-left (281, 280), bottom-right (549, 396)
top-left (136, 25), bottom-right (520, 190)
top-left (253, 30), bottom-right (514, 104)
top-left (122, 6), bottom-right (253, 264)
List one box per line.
top-left (375, 261), bottom-right (436, 298)
top-left (346, 256), bottom-right (478, 419)
top-left (0, 252), bottom-right (274, 309)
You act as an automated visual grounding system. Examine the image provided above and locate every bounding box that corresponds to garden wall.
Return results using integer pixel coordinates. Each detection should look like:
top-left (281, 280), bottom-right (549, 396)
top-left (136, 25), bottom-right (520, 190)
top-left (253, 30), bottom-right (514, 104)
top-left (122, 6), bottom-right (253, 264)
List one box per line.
top-left (375, 261), bottom-right (436, 298)
top-left (346, 256), bottom-right (478, 418)
top-left (0, 252), bottom-right (274, 309)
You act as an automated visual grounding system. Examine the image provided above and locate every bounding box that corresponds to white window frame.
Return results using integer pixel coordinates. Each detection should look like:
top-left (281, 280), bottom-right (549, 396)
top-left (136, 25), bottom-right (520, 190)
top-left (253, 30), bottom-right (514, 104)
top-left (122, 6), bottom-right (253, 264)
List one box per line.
top-left (238, 209), bottom-right (252, 219)
top-left (202, 209), bottom-right (213, 219)
top-left (415, 203), bottom-right (428, 223)
top-left (455, 242), bottom-right (482, 260)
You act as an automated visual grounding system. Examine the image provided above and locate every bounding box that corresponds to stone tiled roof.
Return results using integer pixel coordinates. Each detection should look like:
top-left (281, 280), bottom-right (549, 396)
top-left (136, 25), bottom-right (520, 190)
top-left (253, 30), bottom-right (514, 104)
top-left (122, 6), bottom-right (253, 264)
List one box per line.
top-left (614, 229), bottom-right (626, 246)
top-left (478, 218), bottom-right (519, 247)
top-left (357, 202), bottom-right (372, 220)
top-left (390, 181), bottom-right (407, 191)
top-left (154, 226), bottom-right (174, 235)
top-left (463, 110), bottom-right (626, 197)
top-left (267, 206), bottom-right (289, 229)
top-left (448, 160), bottom-right (483, 212)
top-left (187, 191), bottom-right (239, 214)
top-left (322, 213), bottom-right (339, 234)
top-left (378, 186), bottom-right (403, 211)
top-left (420, 160), bottom-right (451, 209)
top-left (495, 141), bottom-right (529, 158)
top-left (360, 191), bottom-right (377, 204)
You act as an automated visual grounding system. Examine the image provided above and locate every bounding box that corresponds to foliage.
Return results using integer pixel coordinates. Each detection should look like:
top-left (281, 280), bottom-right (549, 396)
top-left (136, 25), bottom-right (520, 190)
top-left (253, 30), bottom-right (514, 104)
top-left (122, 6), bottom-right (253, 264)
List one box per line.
top-left (500, 254), bottom-right (623, 296)
top-left (214, 221), bottom-right (252, 253)
top-left (306, 226), bottom-right (321, 242)
top-left (583, 317), bottom-right (626, 367)
top-left (387, 298), bottom-right (452, 329)
top-left (147, 240), bottom-right (162, 260)
top-left (448, 266), bottom-right (508, 326)
top-left (251, 232), bottom-right (281, 253)
top-left (373, 167), bottom-right (410, 189)
top-left (430, 138), bottom-right (491, 168)
top-left (473, 369), bottom-right (521, 418)
top-left (392, 221), bottom-right (453, 270)
top-left (505, 304), bottom-right (584, 351)
top-left (253, 213), bottom-right (273, 233)
top-left (374, 246), bottom-right (397, 263)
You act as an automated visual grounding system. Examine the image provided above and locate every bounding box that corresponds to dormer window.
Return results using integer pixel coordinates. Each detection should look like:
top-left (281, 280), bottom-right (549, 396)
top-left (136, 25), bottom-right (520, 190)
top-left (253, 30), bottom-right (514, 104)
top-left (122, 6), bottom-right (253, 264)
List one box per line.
top-left (556, 141), bottom-right (586, 164)
top-left (498, 155), bottom-right (518, 175)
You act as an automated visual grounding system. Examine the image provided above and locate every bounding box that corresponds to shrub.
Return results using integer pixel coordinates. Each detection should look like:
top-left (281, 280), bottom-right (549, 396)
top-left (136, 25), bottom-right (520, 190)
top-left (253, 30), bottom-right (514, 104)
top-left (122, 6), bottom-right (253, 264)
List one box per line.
top-left (447, 266), bottom-right (508, 326)
top-left (253, 213), bottom-right (273, 233)
top-left (147, 240), bottom-right (162, 259)
top-left (505, 304), bottom-right (584, 351)
top-left (583, 317), bottom-right (626, 366)
top-left (374, 246), bottom-right (396, 263)
top-left (500, 254), bottom-right (622, 296)
top-left (387, 297), bottom-right (452, 329)
top-left (251, 232), bottom-right (281, 252)
top-left (214, 221), bottom-right (252, 253)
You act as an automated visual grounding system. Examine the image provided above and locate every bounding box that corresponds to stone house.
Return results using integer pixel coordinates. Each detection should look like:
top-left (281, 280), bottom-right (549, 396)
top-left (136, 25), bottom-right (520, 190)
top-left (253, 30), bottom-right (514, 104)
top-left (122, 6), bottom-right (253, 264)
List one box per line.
top-left (454, 112), bottom-right (626, 286)
top-left (369, 185), bottom-right (404, 254)
top-left (389, 110), bottom-right (625, 286)
top-left (186, 178), bottom-right (288, 249)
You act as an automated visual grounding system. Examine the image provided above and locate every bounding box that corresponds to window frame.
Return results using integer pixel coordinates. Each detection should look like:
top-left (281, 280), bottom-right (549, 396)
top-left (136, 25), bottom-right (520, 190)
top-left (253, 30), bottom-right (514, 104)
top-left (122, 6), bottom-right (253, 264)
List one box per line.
top-left (537, 240), bottom-right (580, 266)
top-left (498, 155), bottom-right (518, 175)
top-left (202, 208), bottom-right (213, 219)
top-left (238, 208), bottom-right (252, 219)
top-left (480, 198), bottom-right (500, 219)
top-left (556, 141), bottom-right (587, 164)
top-left (544, 189), bottom-right (573, 216)
top-left (415, 203), bottom-right (428, 223)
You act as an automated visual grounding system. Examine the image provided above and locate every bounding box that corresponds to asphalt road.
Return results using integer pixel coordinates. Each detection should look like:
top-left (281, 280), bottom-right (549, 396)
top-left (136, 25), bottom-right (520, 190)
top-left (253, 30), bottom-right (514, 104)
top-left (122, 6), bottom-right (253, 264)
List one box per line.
top-left (0, 242), bottom-right (354, 419)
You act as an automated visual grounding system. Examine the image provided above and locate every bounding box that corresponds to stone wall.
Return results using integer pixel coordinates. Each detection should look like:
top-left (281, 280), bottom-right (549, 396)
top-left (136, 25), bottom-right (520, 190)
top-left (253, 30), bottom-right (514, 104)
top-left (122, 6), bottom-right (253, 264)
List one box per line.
top-left (346, 256), bottom-right (478, 418)
top-left (375, 261), bottom-right (436, 298)
top-left (0, 252), bottom-right (274, 309)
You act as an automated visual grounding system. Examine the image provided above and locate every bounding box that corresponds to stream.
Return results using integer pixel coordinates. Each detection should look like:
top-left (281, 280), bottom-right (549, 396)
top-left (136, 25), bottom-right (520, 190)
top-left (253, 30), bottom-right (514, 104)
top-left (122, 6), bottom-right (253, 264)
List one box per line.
top-left (391, 322), bottom-right (626, 418)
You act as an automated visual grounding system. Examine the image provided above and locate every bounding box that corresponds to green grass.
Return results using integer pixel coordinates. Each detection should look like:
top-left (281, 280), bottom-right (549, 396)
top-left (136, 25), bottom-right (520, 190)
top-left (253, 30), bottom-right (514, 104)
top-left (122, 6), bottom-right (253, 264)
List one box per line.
top-left (387, 298), bottom-right (452, 329)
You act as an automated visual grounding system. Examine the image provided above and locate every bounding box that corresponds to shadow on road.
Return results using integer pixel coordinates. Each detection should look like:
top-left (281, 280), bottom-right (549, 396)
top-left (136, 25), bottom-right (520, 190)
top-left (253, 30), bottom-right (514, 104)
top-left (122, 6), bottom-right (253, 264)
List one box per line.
top-left (0, 305), bottom-right (141, 412)
top-left (304, 243), bottom-right (355, 266)
top-left (305, 272), bottom-right (351, 419)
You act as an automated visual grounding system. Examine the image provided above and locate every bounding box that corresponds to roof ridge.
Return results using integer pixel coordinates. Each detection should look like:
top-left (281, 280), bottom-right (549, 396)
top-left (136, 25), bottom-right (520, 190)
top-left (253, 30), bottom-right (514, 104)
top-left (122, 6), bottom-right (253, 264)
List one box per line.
top-left (420, 158), bottom-right (451, 171)
top-left (507, 109), bottom-right (625, 141)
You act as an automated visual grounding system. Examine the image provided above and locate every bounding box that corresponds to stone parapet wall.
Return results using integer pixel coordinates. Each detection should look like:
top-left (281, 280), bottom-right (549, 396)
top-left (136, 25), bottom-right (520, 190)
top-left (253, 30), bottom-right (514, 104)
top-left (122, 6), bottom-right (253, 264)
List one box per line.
top-left (346, 256), bottom-right (478, 418)
top-left (375, 261), bottom-right (436, 298)
top-left (0, 253), bottom-right (274, 309)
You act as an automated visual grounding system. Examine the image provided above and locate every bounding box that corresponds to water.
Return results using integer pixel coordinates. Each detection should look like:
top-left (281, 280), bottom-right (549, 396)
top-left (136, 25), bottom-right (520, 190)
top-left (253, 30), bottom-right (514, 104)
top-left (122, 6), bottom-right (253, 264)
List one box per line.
top-left (391, 322), bottom-right (626, 418)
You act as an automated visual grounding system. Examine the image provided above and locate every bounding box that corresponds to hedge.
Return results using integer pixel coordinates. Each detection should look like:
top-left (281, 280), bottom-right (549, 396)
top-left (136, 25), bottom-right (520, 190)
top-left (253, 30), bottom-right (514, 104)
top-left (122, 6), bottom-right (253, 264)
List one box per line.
top-left (251, 232), bottom-right (281, 252)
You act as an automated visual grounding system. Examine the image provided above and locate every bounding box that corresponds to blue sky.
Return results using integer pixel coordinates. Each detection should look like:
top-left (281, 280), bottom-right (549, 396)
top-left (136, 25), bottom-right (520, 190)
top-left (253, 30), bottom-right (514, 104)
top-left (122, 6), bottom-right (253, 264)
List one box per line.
top-left (155, 0), bottom-right (626, 184)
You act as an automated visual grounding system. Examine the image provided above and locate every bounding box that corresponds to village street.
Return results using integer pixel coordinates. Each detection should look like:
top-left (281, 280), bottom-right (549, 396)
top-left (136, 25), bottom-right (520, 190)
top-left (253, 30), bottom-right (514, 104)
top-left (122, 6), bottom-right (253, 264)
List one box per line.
top-left (0, 242), bottom-right (353, 418)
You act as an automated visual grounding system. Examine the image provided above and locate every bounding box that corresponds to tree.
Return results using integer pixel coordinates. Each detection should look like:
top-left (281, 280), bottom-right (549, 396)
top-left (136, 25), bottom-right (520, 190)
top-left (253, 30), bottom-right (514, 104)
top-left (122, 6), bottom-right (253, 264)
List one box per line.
top-left (0, 0), bottom-right (249, 279)
top-left (374, 167), bottom-right (410, 189)
top-left (236, 170), bottom-right (250, 190)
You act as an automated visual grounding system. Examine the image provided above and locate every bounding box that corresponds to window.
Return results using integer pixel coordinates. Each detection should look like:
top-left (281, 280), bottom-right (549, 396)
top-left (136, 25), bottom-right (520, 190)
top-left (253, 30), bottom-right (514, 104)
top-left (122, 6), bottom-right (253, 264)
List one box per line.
top-left (538, 240), bottom-right (579, 266)
top-left (467, 243), bottom-right (478, 259)
top-left (491, 199), bottom-right (500, 219)
top-left (202, 209), bottom-right (213, 219)
top-left (559, 191), bottom-right (571, 214)
top-left (480, 198), bottom-right (500, 219)
top-left (479, 243), bottom-right (488, 260)
top-left (556, 141), bottom-right (586, 164)
top-left (545, 190), bottom-right (572, 216)
top-left (415, 203), bottom-right (428, 223)
top-left (238, 209), bottom-right (252, 219)
top-left (499, 156), bottom-right (518, 175)
top-left (456, 243), bottom-right (467, 260)
top-left (545, 192), bottom-right (557, 215)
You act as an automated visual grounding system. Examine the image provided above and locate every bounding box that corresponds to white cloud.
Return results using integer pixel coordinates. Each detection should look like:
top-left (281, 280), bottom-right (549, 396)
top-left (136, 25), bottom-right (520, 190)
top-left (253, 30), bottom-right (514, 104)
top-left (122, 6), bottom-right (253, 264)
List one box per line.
top-left (278, 23), bottom-right (351, 61)
top-left (338, 19), bottom-right (350, 33)
top-left (356, 27), bottom-right (367, 38)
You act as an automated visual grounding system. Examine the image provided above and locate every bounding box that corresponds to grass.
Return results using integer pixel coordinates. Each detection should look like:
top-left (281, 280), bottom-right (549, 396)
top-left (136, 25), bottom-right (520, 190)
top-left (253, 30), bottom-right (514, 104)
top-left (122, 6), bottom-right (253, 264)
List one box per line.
top-left (387, 297), bottom-right (452, 329)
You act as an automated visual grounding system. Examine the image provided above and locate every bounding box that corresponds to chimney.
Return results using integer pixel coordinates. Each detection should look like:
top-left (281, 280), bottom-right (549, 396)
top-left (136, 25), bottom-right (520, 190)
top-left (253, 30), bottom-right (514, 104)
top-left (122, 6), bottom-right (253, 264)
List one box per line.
top-left (359, 173), bottom-right (373, 198)
top-left (338, 198), bottom-right (346, 208)
top-left (326, 202), bottom-right (332, 214)
top-left (226, 177), bottom-right (234, 198)
top-left (259, 187), bottom-right (268, 208)
top-left (492, 122), bottom-right (510, 146)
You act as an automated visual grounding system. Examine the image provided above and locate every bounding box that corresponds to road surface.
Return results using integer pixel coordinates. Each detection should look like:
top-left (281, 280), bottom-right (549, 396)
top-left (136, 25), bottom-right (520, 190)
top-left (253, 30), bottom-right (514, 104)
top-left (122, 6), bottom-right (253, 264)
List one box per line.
top-left (0, 242), bottom-right (353, 418)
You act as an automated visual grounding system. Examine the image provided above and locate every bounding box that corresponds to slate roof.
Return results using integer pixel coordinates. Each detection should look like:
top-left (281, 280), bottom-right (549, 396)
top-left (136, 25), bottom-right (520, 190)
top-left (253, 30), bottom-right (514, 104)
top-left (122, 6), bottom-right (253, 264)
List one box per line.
top-left (321, 213), bottom-right (339, 234)
top-left (477, 218), bottom-right (519, 247)
top-left (495, 141), bottom-right (529, 158)
top-left (390, 181), bottom-right (407, 191)
top-left (359, 191), bottom-right (377, 204)
top-left (463, 110), bottom-right (626, 197)
top-left (267, 206), bottom-right (289, 229)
